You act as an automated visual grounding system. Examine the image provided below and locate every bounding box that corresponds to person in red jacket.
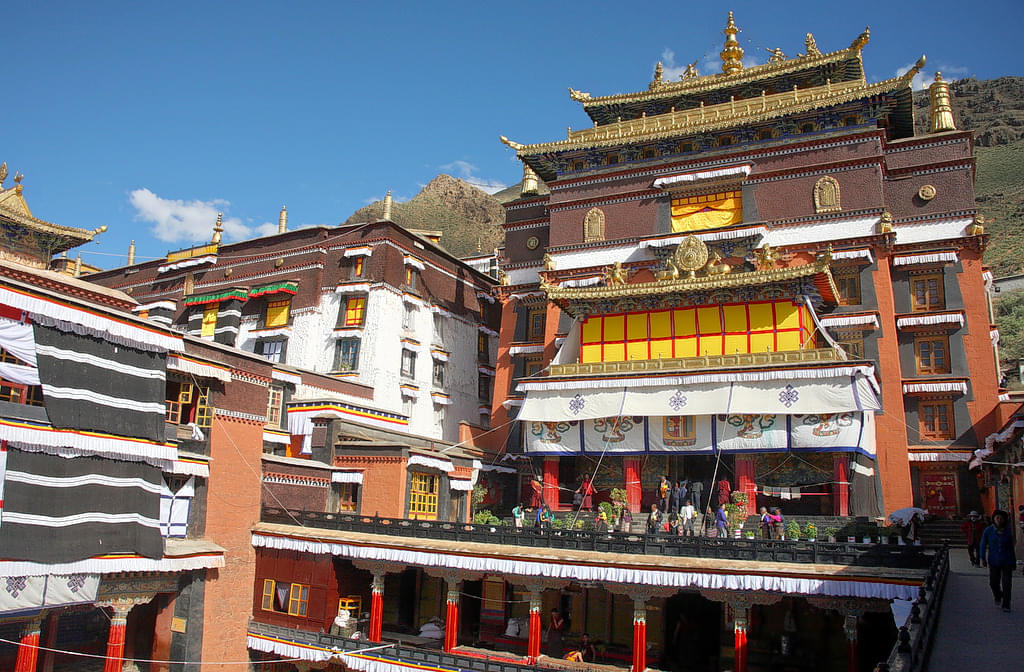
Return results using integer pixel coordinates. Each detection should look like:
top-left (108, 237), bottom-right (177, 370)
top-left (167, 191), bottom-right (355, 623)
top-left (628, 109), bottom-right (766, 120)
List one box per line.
top-left (961, 510), bottom-right (987, 567)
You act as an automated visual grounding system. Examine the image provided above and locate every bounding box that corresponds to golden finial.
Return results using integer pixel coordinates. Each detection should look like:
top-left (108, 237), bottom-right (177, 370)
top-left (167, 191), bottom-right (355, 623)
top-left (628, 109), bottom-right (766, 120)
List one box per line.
top-left (499, 135), bottom-right (525, 151)
top-left (682, 60), bottom-right (699, 80)
top-left (382, 190), bottom-right (393, 221)
top-left (278, 205), bottom-right (288, 233)
top-left (521, 163), bottom-right (539, 196)
top-left (650, 61), bottom-right (664, 90)
top-left (928, 71), bottom-right (956, 133)
top-left (766, 47), bottom-right (786, 64)
top-left (211, 212), bottom-right (223, 244)
top-left (0, 162), bottom-right (6, 186)
top-left (74, 254), bottom-right (82, 278)
top-left (720, 12), bottom-right (745, 76)
top-left (804, 33), bottom-right (822, 57)
top-left (127, 240), bottom-right (136, 266)
top-left (903, 55), bottom-right (927, 82)
top-left (13, 173), bottom-right (23, 184)
top-left (850, 27), bottom-right (870, 51)
top-left (568, 88), bottom-right (592, 101)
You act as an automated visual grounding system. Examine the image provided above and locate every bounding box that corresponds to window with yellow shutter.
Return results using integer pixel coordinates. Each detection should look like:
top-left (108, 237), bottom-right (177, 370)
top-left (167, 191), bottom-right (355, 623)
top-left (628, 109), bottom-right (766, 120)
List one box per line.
top-left (670, 191), bottom-right (742, 233)
top-left (265, 299), bottom-right (290, 328)
top-left (200, 305), bottom-right (217, 337)
top-left (409, 472), bottom-right (438, 520)
top-left (342, 297), bottom-right (366, 327)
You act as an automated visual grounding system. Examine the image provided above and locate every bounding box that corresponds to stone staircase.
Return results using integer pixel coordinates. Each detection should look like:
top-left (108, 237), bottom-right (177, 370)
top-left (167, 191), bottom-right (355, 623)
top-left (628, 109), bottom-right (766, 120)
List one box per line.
top-left (918, 518), bottom-right (967, 547)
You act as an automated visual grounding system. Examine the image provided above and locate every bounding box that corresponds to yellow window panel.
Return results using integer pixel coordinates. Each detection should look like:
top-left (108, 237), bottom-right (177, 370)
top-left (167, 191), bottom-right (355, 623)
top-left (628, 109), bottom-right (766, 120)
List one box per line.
top-left (604, 315), bottom-right (625, 342)
top-left (649, 311), bottom-right (672, 338)
top-left (581, 344), bottom-right (603, 363)
top-left (697, 307), bottom-right (721, 334)
top-left (750, 332), bottom-right (775, 353)
top-left (776, 302), bottom-right (800, 330)
top-left (627, 341), bottom-right (649, 361)
top-left (673, 309), bottom-right (696, 337)
top-left (748, 302), bottom-right (775, 332)
top-left (261, 579), bottom-right (274, 611)
top-left (776, 331), bottom-right (801, 351)
top-left (603, 343), bottom-right (625, 362)
top-left (582, 317), bottom-right (603, 344)
top-left (674, 338), bottom-right (697, 358)
top-left (699, 336), bottom-right (723, 356)
top-left (723, 305), bottom-right (747, 332)
top-left (266, 299), bottom-right (290, 328)
top-left (724, 334), bottom-right (748, 355)
top-left (626, 313), bottom-right (648, 340)
top-left (201, 306), bottom-right (217, 337)
top-left (650, 339), bottom-right (673, 360)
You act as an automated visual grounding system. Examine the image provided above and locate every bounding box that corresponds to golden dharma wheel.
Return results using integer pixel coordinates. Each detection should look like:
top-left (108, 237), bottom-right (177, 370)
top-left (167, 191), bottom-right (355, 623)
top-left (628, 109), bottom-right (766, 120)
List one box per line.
top-left (675, 235), bottom-right (709, 272)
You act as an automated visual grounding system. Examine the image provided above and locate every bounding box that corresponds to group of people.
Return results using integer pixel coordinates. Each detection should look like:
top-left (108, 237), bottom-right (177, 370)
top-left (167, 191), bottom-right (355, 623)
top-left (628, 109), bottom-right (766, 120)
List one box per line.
top-left (962, 508), bottom-right (1018, 612)
top-left (658, 476), bottom-right (704, 515)
top-left (647, 501), bottom-right (699, 536)
top-left (545, 608), bottom-right (597, 662)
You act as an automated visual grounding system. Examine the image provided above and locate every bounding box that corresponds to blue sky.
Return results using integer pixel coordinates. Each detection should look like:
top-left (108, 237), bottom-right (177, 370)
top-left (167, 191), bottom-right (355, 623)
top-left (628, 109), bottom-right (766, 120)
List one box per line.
top-left (4, 1), bottom-right (1021, 267)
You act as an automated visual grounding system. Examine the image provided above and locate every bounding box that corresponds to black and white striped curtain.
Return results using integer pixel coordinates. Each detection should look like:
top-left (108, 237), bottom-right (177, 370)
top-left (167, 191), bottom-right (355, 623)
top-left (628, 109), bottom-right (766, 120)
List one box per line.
top-left (0, 448), bottom-right (163, 562)
top-left (32, 323), bottom-right (167, 441)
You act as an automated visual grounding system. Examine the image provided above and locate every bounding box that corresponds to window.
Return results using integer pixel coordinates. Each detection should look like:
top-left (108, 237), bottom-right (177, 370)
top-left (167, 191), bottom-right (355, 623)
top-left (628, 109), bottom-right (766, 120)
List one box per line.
top-left (401, 349), bottom-right (417, 378)
top-left (670, 190), bottom-right (742, 233)
top-left (409, 472), bottom-right (438, 520)
top-left (0, 380), bottom-right (44, 406)
top-left (911, 275), bottom-right (945, 312)
top-left (339, 483), bottom-right (358, 512)
top-left (433, 315), bottom-right (445, 344)
top-left (838, 338), bottom-right (864, 359)
top-left (352, 257), bottom-right (364, 279)
top-left (341, 297), bottom-right (366, 327)
top-left (265, 299), bottom-right (290, 328)
top-left (478, 332), bottom-right (489, 362)
top-left (571, 160), bottom-right (585, 172)
top-left (920, 400), bottom-right (954, 440)
top-left (641, 148), bottom-right (657, 159)
top-left (800, 122), bottom-right (816, 133)
top-left (758, 129), bottom-right (775, 140)
top-left (916, 336), bottom-right (950, 374)
top-left (266, 386), bottom-right (284, 428)
top-left (835, 273), bottom-right (861, 305)
top-left (527, 309), bottom-right (545, 341)
top-left (843, 115), bottom-right (859, 127)
top-left (403, 303), bottom-right (414, 330)
top-left (524, 358), bottom-right (544, 378)
top-left (334, 338), bottom-right (360, 372)
top-left (259, 339), bottom-right (285, 363)
top-left (201, 305), bottom-right (217, 337)
top-left (432, 360), bottom-right (446, 388)
top-left (478, 373), bottom-right (491, 402)
top-left (166, 382), bottom-right (213, 428)
top-left (434, 405), bottom-right (446, 428)
top-left (678, 142), bottom-right (694, 153)
top-left (406, 268), bottom-right (418, 289)
top-left (260, 580), bottom-right (309, 617)
top-left (605, 154), bottom-right (620, 165)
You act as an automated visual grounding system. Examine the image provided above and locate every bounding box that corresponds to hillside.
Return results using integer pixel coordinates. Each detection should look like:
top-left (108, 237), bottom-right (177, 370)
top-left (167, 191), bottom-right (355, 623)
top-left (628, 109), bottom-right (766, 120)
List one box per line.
top-left (913, 77), bottom-right (1024, 276)
top-left (346, 175), bottom-right (505, 258)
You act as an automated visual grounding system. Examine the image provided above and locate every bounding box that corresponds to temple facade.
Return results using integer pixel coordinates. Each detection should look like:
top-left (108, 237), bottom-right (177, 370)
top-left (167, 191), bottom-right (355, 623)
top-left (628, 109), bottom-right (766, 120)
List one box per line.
top-left (491, 15), bottom-right (1002, 520)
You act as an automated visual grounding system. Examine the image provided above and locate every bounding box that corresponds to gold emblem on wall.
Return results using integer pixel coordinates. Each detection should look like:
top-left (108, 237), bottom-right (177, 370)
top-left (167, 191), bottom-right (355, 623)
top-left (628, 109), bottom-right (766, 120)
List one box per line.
top-left (918, 184), bottom-right (937, 201)
top-left (813, 176), bottom-right (841, 213)
top-left (583, 208), bottom-right (606, 242)
top-left (526, 236), bottom-right (539, 250)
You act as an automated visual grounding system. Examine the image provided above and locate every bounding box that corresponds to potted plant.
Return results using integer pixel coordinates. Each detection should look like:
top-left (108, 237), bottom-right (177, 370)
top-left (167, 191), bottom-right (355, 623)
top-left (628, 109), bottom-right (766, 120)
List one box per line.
top-left (804, 523), bottom-right (818, 542)
top-left (473, 510), bottom-right (502, 531)
top-left (744, 530), bottom-right (756, 539)
top-left (786, 520), bottom-right (801, 541)
top-left (823, 526), bottom-right (839, 542)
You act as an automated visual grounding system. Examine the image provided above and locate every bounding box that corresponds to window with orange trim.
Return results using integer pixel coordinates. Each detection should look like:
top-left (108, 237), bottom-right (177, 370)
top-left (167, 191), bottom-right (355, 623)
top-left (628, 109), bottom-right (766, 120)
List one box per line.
top-left (341, 297), bottom-right (366, 327)
top-left (920, 400), bottom-right (954, 440)
top-left (353, 257), bottom-right (364, 278)
top-left (915, 336), bottom-right (950, 374)
top-left (527, 309), bottom-right (545, 341)
top-left (911, 275), bottom-right (944, 312)
top-left (409, 473), bottom-right (438, 520)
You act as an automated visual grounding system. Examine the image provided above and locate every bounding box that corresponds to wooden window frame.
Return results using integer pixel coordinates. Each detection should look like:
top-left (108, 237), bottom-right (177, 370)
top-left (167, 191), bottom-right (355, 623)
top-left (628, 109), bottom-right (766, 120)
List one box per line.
top-left (200, 305), bottom-right (217, 337)
top-left (258, 338), bottom-right (286, 363)
top-left (915, 335), bottom-right (951, 375)
top-left (432, 359), bottom-right (446, 388)
top-left (527, 309), bottom-right (545, 341)
top-left (477, 332), bottom-right (488, 362)
top-left (524, 358), bottom-right (544, 378)
top-left (478, 373), bottom-right (491, 402)
top-left (261, 579), bottom-right (275, 611)
top-left (911, 274), bottom-right (945, 313)
top-left (920, 400), bottom-right (954, 441)
top-left (339, 483), bottom-right (358, 512)
top-left (266, 386), bottom-right (284, 428)
top-left (264, 298), bottom-right (291, 328)
top-left (834, 272), bottom-right (861, 306)
top-left (409, 472), bottom-right (439, 520)
top-left (342, 296), bottom-right (367, 327)
top-left (352, 257), bottom-right (364, 279)
top-left (401, 349), bottom-right (417, 379)
top-left (334, 338), bottom-right (361, 372)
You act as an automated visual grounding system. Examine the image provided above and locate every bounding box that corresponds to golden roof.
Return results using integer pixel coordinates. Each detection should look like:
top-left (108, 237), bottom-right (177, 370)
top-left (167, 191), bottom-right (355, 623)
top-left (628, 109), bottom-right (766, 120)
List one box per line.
top-left (0, 163), bottom-right (105, 245)
top-left (503, 61), bottom-right (922, 158)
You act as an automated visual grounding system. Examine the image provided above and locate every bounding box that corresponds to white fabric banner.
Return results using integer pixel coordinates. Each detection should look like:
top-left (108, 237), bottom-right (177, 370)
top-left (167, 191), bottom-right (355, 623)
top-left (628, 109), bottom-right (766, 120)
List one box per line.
top-left (646, 415), bottom-right (715, 454)
top-left (790, 413), bottom-right (868, 454)
top-left (584, 416), bottom-right (647, 454)
top-left (0, 316), bottom-right (36, 365)
top-left (0, 573), bottom-right (99, 614)
top-left (716, 414), bottom-right (788, 453)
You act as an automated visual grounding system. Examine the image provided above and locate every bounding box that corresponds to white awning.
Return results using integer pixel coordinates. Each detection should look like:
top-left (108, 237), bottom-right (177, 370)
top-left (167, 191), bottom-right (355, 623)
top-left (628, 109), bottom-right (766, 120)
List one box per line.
top-left (477, 292), bottom-right (496, 304)
top-left (449, 478), bottom-right (475, 491)
top-left (509, 291), bottom-right (544, 301)
top-left (560, 276), bottom-right (602, 288)
top-left (400, 386), bottom-right (420, 399)
top-left (478, 366), bottom-right (495, 376)
top-left (509, 344), bottom-right (544, 355)
top-left (158, 255), bottom-right (217, 274)
top-left (133, 301), bottom-right (177, 313)
top-left (335, 283), bottom-right (371, 294)
top-left (820, 314), bottom-right (880, 329)
top-left (831, 248), bottom-right (875, 263)
top-left (892, 251), bottom-right (959, 266)
top-left (343, 247), bottom-right (373, 258)
top-left (907, 452), bottom-right (971, 462)
top-left (478, 326), bottom-right (498, 337)
top-left (331, 471), bottom-right (364, 484)
top-left (652, 164), bottom-right (752, 189)
top-left (431, 350), bottom-right (450, 362)
top-left (331, 328), bottom-right (363, 339)
top-left (408, 454), bottom-right (454, 473)
top-left (431, 393), bottom-right (452, 405)
top-left (430, 305), bottom-right (452, 317)
top-left (404, 255), bottom-right (425, 271)
top-left (902, 381), bottom-right (968, 395)
top-left (402, 294), bottom-right (424, 307)
top-left (895, 312), bottom-right (964, 329)
top-left (272, 369), bottom-right (303, 386)
top-left (262, 430), bottom-right (292, 445)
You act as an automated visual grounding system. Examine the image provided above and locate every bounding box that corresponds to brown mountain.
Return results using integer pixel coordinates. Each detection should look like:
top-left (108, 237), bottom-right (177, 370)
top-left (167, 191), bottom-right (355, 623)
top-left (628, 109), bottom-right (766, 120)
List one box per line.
top-left (345, 175), bottom-right (505, 259)
top-left (913, 77), bottom-right (1024, 276)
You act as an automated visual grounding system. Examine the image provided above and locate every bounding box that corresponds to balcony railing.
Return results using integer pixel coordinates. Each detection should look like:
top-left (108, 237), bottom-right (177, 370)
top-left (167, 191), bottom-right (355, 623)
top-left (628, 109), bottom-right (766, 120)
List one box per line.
top-left (548, 348), bottom-right (842, 376)
top-left (261, 507), bottom-right (935, 569)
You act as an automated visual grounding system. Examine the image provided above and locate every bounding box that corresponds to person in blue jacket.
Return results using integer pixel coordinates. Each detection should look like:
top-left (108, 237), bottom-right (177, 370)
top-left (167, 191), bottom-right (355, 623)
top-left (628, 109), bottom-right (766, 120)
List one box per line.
top-left (715, 503), bottom-right (729, 537)
top-left (979, 509), bottom-right (1017, 612)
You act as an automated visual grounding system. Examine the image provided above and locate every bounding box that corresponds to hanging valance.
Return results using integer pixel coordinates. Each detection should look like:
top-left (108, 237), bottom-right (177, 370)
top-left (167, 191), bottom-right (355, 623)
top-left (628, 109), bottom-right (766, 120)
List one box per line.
top-left (332, 471), bottom-right (364, 484)
top-left (408, 454), bottom-right (454, 473)
top-left (248, 281), bottom-right (298, 298)
top-left (183, 289), bottom-right (248, 307)
top-left (272, 368), bottom-right (302, 386)
top-left (902, 381), bottom-right (968, 395)
top-left (400, 385), bottom-right (420, 399)
top-left (262, 430), bottom-right (291, 446)
top-left (476, 292), bottom-right (495, 304)
top-left (509, 344), bottom-right (544, 355)
top-left (652, 164), bottom-right (752, 189)
top-left (431, 350), bottom-right (449, 362)
top-left (167, 354), bottom-right (232, 382)
top-left (157, 255), bottom-right (217, 274)
top-left (449, 478), bottom-right (475, 491)
top-left (335, 283), bottom-right (372, 295)
top-left (478, 325), bottom-right (498, 337)
top-left (891, 251), bottom-right (959, 267)
top-left (431, 393), bottom-right (452, 406)
top-left (820, 313), bottom-right (879, 329)
top-left (430, 305), bottom-right (453, 317)
top-left (343, 246), bottom-right (373, 258)
top-left (403, 255), bottom-right (425, 271)
top-left (832, 248), bottom-right (874, 263)
top-left (895, 312), bottom-right (964, 329)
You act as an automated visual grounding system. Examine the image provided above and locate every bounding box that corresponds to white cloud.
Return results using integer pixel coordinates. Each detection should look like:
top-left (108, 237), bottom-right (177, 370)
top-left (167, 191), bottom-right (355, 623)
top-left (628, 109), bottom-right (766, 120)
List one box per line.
top-left (439, 160), bottom-right (507, 194)
top-left (660, 48), bottom-right (697, 81)
top-left (895, 63), bottom-right (968, 91)
top-left (128, 189), bottom-right (261, 244)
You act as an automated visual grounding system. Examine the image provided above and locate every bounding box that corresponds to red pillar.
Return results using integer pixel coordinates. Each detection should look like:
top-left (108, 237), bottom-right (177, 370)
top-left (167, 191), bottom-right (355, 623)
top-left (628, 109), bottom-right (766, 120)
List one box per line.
top-left (733, 607), bottom-right (748, 672)
top-left (844, 614), bottom-right (858, 672)
top-left (631, 598), bottom-right (646, 672)
top-left (542, 457), bottom-right (559, 510)
top-left (103, 604), bottom-right (131, 672)
top-left (443, 580), bottom-right (460, 653)
top-left (735, 456), bottom-right (757, 516)
top-left (527, 588), bottom-right (542, 662)
top-left (14, 614), bottom-right (44, 672)
top-left (624, 457), bottom-right (643, 513)
top-left (39, 610), bottom-right (60, 672)
top-left (833, 456), bottom-right (850, 517)
top-left (369, 572), bottom-right (385, 643)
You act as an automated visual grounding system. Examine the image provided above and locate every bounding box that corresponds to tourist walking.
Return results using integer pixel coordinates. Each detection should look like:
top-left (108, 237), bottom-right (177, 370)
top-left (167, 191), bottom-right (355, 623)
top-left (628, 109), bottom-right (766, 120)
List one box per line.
top-left (669, 481), bottom-right (683, 514)
top-left (715, 503), bottom-right (729, 537)
top-left (690, 479), bottom-right (704, 512)
top-left (980, 509), bottom-right (1017, 612)
top-left (647, 504), bottom-right (663, 534)
top-left (547, 608), bottom-right (565, 657)
top-left (659, 476), bottom-right (671, 513)
top-left (680, 499), bottom-right (696, 537)
top-left (618, 505), bottom-right (633, 533)
top-left (512, 503), bottom-right (525, 531)
top-left (961, 510), bottom-right (986, 567)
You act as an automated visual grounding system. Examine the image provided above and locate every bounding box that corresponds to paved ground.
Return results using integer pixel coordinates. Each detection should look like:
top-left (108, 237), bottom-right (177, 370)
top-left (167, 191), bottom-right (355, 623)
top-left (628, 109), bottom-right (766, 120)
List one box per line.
top-left (928, 548), bottom-right (1023, 671)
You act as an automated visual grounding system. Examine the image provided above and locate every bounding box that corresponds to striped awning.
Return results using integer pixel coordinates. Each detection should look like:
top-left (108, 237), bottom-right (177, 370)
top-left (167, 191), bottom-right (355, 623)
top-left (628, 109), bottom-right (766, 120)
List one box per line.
top-left (183, 289), bottom-right (248, 307)
top-left (249, 281), bottom-right (299, 298)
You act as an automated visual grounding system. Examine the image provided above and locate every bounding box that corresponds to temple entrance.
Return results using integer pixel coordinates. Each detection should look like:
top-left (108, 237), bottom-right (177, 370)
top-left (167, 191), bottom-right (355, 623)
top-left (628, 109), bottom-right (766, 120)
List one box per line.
top-left (460, 579), bottom-right (483, 644)
top-left (558, 456), bottom-right (578, 508)
top-left (660, 592), bottom-right (721, 672)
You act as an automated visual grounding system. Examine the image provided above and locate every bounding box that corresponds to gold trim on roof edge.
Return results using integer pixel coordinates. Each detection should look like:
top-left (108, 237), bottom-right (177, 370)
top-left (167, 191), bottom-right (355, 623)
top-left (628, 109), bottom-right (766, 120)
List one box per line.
top-left (569, 27), bottom-right (871, 106)
top-left (0, 189), bottom-right (100, 241)
top-left (504, 64), bottom-right (922, 157)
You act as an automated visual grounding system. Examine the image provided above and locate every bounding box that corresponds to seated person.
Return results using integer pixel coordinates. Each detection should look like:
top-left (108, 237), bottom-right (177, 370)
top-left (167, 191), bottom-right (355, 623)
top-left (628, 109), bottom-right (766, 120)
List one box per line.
top-left (419, 617), bottom-right (444, 639)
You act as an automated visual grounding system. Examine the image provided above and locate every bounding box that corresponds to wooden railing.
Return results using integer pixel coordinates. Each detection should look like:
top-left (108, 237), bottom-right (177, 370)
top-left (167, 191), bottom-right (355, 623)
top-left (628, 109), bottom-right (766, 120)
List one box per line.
top-left (874, 545), bottom-right (949, 672)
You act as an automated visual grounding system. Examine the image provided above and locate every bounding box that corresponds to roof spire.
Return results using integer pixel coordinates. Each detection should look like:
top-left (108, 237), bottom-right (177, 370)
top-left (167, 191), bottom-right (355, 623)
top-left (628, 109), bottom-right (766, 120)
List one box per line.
top-left (211, 212), bottom-right (223, 244)
top-left (74, 253), bottom-right (82, 277)
top-left (127, 240), bottom-right (136, 266)
top-left (649, 61), bottom-right (664, 90)
top-left (928, 72), bottom-right (956, 133)
top-left (720, 12), bottom-right (744, 75)
top-left (278, 205), bottom-right (288, 233)
top-left (382, 190), bottom-right (393, 221)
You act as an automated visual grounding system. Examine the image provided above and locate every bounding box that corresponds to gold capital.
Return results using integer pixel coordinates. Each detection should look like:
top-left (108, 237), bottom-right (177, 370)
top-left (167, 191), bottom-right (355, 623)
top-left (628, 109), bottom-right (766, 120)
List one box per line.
top-left (721, 12), bottom-right (745, 75)
top-left (928, 71), bottom-right (956, 133)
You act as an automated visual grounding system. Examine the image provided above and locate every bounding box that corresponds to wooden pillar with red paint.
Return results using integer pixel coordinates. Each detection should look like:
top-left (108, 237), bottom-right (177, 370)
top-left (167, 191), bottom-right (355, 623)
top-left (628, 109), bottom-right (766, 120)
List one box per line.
top-left (735, 456), bottom-right (757, 515)
top-left (542, 457), bottom-right (559, 510)
top-left (527, 587), bottom-right (543, 663)
top-left (443, 578), bottom-right (460, 653)
top-left (103, 603), bottom-right (132, 672)
top-left (623, 457), bottom-right (643, 513)
top-left (369, 572), bottom-right (385, 643)
top-left (631, 597), bottom-right (647, 672)
top-left (39, 610), bottom-right (60, 672)
top-left (833, 456), bottom-right (850, 516)
top-left (732, 605), bottom-right (749, 672)
top-left (844, 614), bottom-right (858, 672)
top-left (13, 613), bottom-right (44, 672)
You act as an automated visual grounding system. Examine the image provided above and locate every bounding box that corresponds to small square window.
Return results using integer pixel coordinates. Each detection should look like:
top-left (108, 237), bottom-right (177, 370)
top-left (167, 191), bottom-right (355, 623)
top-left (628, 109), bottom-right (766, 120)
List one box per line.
top-left (527, 309), bottom-right (545, 341)
top-left (835, 273), bottom-right (861, 306)
top-left (265, 299), bottom-right (290, 328)
top-left (432, 360), bottom-right (446, 388)
top-left (401, 349), bottom-right (417, 378)
top-left (259, 339), bottom-right (286, 363)
top-left (340, 297), bottom-right (366, 327)
top-left (524, 358), bottom-right (543, 378)
top-left (920, 400), bottom-right (954, 440)
top-left (915, 336), bottom-right (950, 374)
top-left (334, 338), bottom-right (360, 372)
top-left (911, 275), bottom-right (945, 312)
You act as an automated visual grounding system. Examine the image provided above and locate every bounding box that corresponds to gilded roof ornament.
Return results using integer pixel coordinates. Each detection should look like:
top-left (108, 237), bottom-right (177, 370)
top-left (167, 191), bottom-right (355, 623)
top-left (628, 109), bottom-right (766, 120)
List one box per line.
top-left (720, 11), bottom-right (745, 75)
top-left (211, 212), bottom-right (224, 244)
top-left (902, 55), bottom-right (927, 83)
top-left (928, 71), bottom-right (956, 133)
top-left (753, 243), bottom-right (779, 270)
top-left (850, 27), bottom-right (870, 51)
top-left (766, 47), bottom-right (786, 64)
top-left (499, 135), bottom-right (526, 151)
top-left (604, 261), bottom-right (629, 286)
top-left (682, 61), bottom-right (699, 81)
top-left (568, 88), bottom-right (592, 101)
top-left (804, 33), bottom-right (822, 57)
top-left (650, 61), bottom-right (664, 90)
top-left (0, 162), bottom-right (6, 186)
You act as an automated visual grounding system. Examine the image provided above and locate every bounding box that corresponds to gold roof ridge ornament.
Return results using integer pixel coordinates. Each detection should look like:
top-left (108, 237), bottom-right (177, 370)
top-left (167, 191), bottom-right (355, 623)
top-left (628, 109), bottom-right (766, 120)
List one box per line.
top-left (211, 212), bottom-right (224, 245)
top-left (928, 71), bottom-right (956, 133)
top-left (721, 12), bottom-right (745, 76)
